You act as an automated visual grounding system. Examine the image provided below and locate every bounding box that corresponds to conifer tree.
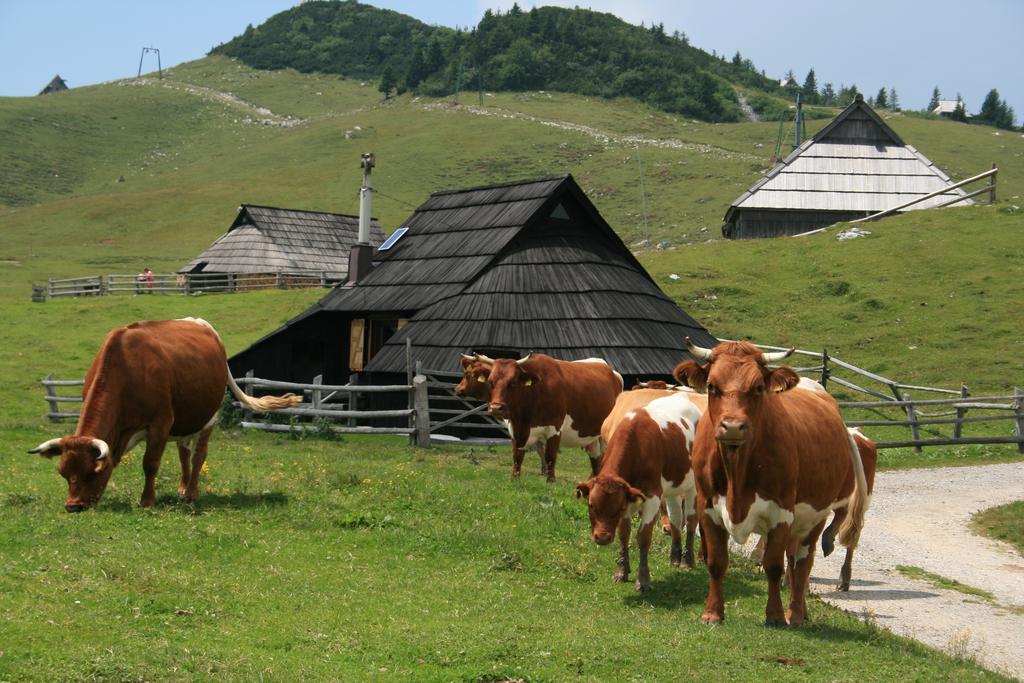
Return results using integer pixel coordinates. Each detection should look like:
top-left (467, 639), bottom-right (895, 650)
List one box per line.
top-left (874, 87), bottom-right (888, 109)
top-left (802, 68), bottom-right (818, 104)
top-left (928, 86), bottom-right (941, 111)
top-left (888, 87), bottom-right (899, 111)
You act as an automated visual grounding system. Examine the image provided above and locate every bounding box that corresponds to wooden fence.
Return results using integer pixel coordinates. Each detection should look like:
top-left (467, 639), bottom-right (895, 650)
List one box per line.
top-left (39, 346), bottom-right (1024, 452)
top-left (34, 271), bottom-right (335, 300)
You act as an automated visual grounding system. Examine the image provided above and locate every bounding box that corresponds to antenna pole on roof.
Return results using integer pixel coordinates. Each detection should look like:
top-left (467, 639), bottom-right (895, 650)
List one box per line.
top-left (636, 146), bottom-right (650, 244)
top-left (793, 91), bottom-right (803, 150)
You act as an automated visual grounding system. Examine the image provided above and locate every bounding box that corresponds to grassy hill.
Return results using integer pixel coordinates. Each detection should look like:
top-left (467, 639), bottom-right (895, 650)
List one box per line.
top-left (0, 55), bottom-right (1021, 400)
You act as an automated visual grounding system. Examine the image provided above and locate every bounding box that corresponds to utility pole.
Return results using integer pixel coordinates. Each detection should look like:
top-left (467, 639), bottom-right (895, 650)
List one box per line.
top-left (138, 47), bottom-right (162, 79)
top-left (636, 146), bottom-right (650, 243)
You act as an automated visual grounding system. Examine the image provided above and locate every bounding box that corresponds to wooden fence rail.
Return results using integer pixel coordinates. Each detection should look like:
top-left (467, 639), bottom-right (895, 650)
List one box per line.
top-left (36, 271), bottom-right (336, 300)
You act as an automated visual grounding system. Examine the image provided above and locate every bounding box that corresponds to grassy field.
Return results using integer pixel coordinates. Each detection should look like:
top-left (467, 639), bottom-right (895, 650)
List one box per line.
top-left (1, 428), bottom-right (1012, 682)
top-left (1, 55), bottom-right (1022, 680)
top-left (971, 501), bottom-right (1024, 555)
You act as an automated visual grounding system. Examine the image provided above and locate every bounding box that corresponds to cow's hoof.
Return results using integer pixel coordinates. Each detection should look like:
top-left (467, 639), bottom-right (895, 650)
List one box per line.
top-left (613, 571), bottom-right (629, 583)
top-left (510, 470), bottom-right (521, 479)
top-left (670, 557), bottom-right (682, 568)
top-left (785, 611), bottom-right (805, 627)
top-left (545, 476), bottom-right (556, 484)
top-left (140, 498), bottom-right (156, 508)
top-left (683, 552), bottom-right (695, 569)
top-left (821, 535), bottom-right (835, 557)
top-left (701, 612), bottom-right (723, 625)
top-left (836, 581), bottom-right (850, 592)
top-left (177, 486), bottom-right (188, 497)
top-left (765, 615), bottom-right (788, 628)
top-left (635, 582), bottom-right (652, 593)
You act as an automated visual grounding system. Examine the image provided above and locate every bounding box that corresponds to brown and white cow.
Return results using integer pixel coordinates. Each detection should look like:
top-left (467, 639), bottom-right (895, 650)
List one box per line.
top-left (28, 318), bottom-right (301, 511)
top-left (675, 340), bottom-right (869, 626)
top-left (576, 388), bottom-right (705, 591)
top-left (458, 353), bottom-right (622, 481)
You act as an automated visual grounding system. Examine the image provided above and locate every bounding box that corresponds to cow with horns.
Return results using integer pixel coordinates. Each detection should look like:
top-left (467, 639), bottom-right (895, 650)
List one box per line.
top-left (576, 386), bottom-right (705, 591)
top-left (28, 318), bottom-right (302, 512)
top-left (674, 339), bottom-right (869, 626)
top-left (455, 352), bottom-right (623, 481)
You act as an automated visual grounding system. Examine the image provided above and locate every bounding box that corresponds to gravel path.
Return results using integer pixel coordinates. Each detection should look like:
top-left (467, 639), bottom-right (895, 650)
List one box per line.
top-left (808, 462), bottom-right (1024, 679)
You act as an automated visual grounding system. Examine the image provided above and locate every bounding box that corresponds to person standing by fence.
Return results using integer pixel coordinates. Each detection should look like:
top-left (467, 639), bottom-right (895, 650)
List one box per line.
top-left (145, 268), bottom-right (154, 293)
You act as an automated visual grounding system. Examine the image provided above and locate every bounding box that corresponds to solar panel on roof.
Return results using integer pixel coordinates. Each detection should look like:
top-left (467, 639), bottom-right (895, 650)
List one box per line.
top-left (378, 227), bottom-right (408, 251)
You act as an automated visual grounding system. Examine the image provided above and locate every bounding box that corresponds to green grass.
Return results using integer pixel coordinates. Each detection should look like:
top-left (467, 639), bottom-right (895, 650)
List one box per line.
top-left (971, 501), bottom-right (1024, 555)
top-left (1, 428), bottom-right (1010, 681)
top-left (895, 565), bottom-right (997, 602)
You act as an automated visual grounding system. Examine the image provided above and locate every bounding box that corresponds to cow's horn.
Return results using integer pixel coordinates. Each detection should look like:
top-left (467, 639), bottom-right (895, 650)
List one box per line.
top-left (761, 348), bottom-right (795, 363)
top-left (474, 353), bottom-right (495, 364)
top-left (460, 353), bottom-right (475, 361)
top-left (27, 437), bottom-right (62, 455)
top-left (516, 352), bottom-right (533, 366)
top-left (91, 439), bottom-right (110, 460)
top-left (685, 337), bottom-right (714, 361)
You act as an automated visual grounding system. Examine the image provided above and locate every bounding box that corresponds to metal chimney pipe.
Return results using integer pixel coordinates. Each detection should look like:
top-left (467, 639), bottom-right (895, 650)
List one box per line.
top-left (358, 152), bottom-right (375, 245)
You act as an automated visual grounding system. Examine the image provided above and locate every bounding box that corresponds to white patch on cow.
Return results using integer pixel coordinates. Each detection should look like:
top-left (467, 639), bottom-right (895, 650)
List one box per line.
top-left (794, 543), bottom-right (810, 563)
top-left (791, 501), bottom-right (836, 540)
top-left (624, 410), bottom-right (637, 422)
top-left (681, 470), bottom-right (696, 516)
top-left (642, 393), bottom-right (702, 437)
top-left (796, 376), bottom-right (827, 393)
top-left (639, 493), bottom-right (662, 526)
top-left (708, 493), bottom-right (795, 545)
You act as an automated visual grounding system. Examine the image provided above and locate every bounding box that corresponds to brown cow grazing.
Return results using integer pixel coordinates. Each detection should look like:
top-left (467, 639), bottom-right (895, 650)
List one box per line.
top-left (820, 427), bottom-right (877, 591)
top-left (28, 318), bottom-right (301, 511)
top-left (675, 339), bottom-right (869, 627)
top-left (577, 388), bottom-right (705, 591)
top-left (473, 353), bottom-right (622, 481)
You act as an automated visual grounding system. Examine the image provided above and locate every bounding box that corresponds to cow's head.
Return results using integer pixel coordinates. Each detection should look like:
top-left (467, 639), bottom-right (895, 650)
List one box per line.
top-left (486, 354), bottom-right (540, 420)
top-left (28, 436), bottom-right (113, 512)
top-left (454, 353), bottom-right (495, 402)
top-left (576, 476), bottom-right (646, 545)
top-left (673, 339), bottom-right (799, 454)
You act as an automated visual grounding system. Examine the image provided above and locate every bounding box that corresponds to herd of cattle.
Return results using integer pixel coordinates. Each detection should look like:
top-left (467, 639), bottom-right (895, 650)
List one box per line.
top-left (28, 317), bottom-right (876, 627)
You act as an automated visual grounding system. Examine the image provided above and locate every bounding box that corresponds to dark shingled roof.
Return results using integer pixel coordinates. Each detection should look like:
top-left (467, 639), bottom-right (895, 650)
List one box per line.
top-left (362, 175), bottom-right (717, 375)
top-left (180, 204), bottom-right (385, 278)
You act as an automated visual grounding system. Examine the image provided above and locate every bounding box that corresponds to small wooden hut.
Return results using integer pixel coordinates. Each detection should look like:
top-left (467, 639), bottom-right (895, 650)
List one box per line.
top-left (723, 95), bottom-right (973, 238)
top-left (230, 175), bottom-right (717, 387)
top-left (180, 204), bottom-right (385, 289)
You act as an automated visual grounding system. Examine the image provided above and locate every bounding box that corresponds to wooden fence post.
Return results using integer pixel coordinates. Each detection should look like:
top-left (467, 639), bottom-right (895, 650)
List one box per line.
top-left (904, 393), bottom-right (922, 453)
top-left (243, 370), bottom-right (254, 424)
top-left (184, 274), bottom-right (191, 296)
top-left (413, 374), bottom-right (431, 448)
top-left (276, 272), bottom-right (283, 289)
top-left (312, 374), bottom-right (323, 411)
top-left (31, 284), bottom-right (47, 303)
top-left (43, 373), bottom-right (60, 422)
top-left (990, 163), bottom-right (997, 204)
top-left (1014, 387), bottom-right (1024, 454)
top-left (820, 349), bottom-right (830, 390)
top-left (953, 384), bottom-right (969, 440)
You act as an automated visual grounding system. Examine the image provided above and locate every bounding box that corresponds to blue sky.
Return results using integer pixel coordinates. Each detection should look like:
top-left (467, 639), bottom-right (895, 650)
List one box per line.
top-left (1, 0), bottom-right (1021, 121)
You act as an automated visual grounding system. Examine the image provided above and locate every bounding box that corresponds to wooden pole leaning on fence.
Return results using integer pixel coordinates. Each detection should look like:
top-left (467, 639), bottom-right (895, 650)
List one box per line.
top-left (953, 385), bottom-right (969, 440)
top-left (43, 373), bottom-right (59, 422)
top-left (850, 165), bottom-right (999, 225)
top-left (1015, 387), bottom-right (1024, 454)
top-left (903, 393), bottom-right (923, 453)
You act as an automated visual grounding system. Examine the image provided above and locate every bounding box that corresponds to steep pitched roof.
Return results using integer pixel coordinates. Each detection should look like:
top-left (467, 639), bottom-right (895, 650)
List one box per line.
top-left (363, 176), bottom-right (717, 375)
top-left (38, 75), bottom-right (68, 95)
top-left (180, 204), bottom-right (385, 278)
top-left (725, 97), bottom-right (972, 220)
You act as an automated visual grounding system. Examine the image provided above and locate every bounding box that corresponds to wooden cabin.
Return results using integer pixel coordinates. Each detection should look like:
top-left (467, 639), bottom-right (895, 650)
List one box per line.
top-left (723, 95), bottom-right (973, 238)
top-left (230, 175), bottom-right (717, 388)
top-left (179, 204), bottom-right (385, 290)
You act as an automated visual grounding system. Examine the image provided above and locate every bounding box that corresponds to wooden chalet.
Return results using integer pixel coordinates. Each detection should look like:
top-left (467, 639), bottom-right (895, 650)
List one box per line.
top-left (230, 175), bottom-right (717, 388)
top-left (179, 204), bottom-right (385, 288)
top-left (39, 75), bottom-right (68, 95)
top-left (723, 95), bottom-right (973, 238)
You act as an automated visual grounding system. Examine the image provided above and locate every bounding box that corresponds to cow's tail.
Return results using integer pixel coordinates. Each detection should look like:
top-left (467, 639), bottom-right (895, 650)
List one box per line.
top-left (838, 428), bottom-right (869, 549)
top-left (181, 317), bottom-right (304, 413)
top-left (226, 370), bottom-right (303, 413)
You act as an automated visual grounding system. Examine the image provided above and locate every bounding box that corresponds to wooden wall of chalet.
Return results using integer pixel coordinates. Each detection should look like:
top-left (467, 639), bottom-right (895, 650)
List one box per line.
top-left (725, 209), bottom-right (868, 239)
top-left (230, 312), bottom-right (351, 387)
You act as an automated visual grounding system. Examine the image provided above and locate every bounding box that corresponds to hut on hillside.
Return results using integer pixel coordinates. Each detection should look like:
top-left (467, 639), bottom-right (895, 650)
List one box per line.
top-left (229, 175), bottom-right (717, 388)
top-left (723, 95), bottom-right (973, 238)
top-left (179, 204), bottom-right (385, 290)
top-left (39, 75), bottom-right (68, 95)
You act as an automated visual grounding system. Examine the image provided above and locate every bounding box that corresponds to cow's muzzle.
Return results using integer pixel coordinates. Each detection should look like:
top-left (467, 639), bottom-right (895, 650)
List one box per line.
top-left (717, 419), bottom-right (747, 447)
top-left (592, 531), bottom-right (614, 546)
top-left (65, 503), bottom-right (84, 513)
top-left (488, 402), bottom-right (509, 419)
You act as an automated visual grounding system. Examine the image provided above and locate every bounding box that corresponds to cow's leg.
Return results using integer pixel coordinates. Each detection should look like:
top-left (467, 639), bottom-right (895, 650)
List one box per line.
top-left (664, 494), bottom-right (685, 567)
top-left (821, 508), bottom-right (844, 558)
top-left (584, 438), bottom-right (603, 476)
top-left (837, 547), bottom-right (856, 592)
top-left (613, 515), bottom-right (631, 583)
top-left (659, 501), bottom-right (671, 536)
top-left (700, 514), bottom-right (730, 623)
top-left (176, 441), bottom-right (192, 496)
top-left (762, 523), bottom-right (790, 627)
top-left (535, 441), bottom-right (546, 476)
top-left (542, 434), bottom-right (561, 483)
top-left (635, 517), bottom-right (656, 592)
top-left (787, 520), bottom-right (825, 626)
top-left (184, 425), bottom-right (214, 502)
top-left (510, 444), bottom-right (527, 478)
top-left (139, 422), bottom-right (172, 508)
top-left (684, 512), bottom-right (698, 568)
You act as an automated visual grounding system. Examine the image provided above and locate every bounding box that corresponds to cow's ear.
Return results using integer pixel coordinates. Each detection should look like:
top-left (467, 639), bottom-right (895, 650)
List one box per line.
top-left (575, 481), bottom-right (591, 500)
top-left (674, 360), bottom-right (708, 393)
top-left (28, 438), bottom-right (63, 459)
top-left (625, 485), bottom-right (647, 503)
top-left (768, 367), bottom-right (801, 393)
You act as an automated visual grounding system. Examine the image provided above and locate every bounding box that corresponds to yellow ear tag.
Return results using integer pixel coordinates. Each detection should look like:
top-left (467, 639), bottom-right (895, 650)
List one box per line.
top-left (476, 376), bottom-right (486, 383)
top-left (524, 378), bottom-right (533, 386)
